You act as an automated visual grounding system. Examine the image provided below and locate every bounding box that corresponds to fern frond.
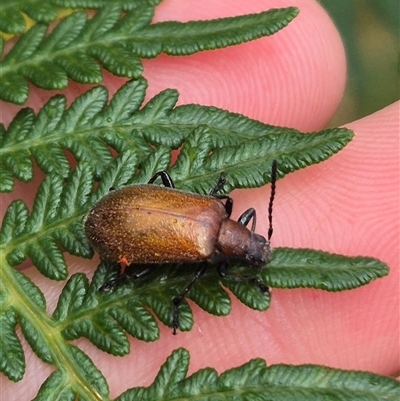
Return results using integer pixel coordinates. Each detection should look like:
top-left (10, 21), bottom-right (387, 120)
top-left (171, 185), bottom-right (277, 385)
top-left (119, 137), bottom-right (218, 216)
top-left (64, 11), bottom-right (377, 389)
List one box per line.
top-left (0, 308), bottom-right (25, 381)
top-left (0, 79), bottom-right (145, 191)
top-left (0, 2), bottom-right (60, 35)
top-left (55, 266), bottom-right (159, 353)
top-left (0, 5), bottom-right (299, 104)
top-left (52, 0), bottom-right (163, 10)
top-left (34, 345), bottom-right (109, 400)
top-left (2, 171), bottom-right (88, 280)
top-left (118, 348), bottom-right (400, 401)
top-left (0, 269), bottom-right (47, 381)
top-left (141, 7), bottom-right (299, 56)
top-left (0, 152), bottom-right (140, 280)
top-left (0, 0), bottom-right (164, 37)
top-left (264, 248), bottom-right (389, 291)
top-left (46, 246), bottom-right (388, 351)
top-left (0, 78), bottom-right (353, 193)
top-left (1, 267), bottom-right (110, 396)
top-left (52, 261), bottom-right (235, 349)
top-left (169, 126), bottom-right (353, 194)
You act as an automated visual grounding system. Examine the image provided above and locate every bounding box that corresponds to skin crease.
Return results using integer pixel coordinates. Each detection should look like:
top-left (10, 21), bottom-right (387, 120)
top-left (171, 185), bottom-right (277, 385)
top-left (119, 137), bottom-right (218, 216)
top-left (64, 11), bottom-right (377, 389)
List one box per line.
top-left (1, 0), bottom-right (399, 398)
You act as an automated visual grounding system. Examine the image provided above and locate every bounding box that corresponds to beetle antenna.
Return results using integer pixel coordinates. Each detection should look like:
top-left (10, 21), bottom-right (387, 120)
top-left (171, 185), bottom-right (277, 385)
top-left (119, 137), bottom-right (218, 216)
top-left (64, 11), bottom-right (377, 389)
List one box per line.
top-left (268, 160), bottom-right (278, 240)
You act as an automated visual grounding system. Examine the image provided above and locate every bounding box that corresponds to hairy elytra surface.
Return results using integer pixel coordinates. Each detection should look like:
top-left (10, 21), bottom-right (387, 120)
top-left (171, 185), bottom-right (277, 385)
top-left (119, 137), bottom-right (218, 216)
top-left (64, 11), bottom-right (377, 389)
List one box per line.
top-left (84, 185), bottom-right (228, 264)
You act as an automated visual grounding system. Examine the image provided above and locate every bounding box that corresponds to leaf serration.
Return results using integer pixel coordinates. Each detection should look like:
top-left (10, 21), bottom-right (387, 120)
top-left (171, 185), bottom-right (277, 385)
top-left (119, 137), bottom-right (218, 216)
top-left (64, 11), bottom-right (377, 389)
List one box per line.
top-left (0, 6), bottom-right (299, 104)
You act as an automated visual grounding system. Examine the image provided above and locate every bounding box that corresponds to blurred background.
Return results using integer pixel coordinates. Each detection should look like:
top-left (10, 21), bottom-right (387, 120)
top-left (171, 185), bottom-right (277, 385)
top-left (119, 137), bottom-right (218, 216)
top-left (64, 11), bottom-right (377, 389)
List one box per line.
top-left (319, 0), bottom-right (399, 126)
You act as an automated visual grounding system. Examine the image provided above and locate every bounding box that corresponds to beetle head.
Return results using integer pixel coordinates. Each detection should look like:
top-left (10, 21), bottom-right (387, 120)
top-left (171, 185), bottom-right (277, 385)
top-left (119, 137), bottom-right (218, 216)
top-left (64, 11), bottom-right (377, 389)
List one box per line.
top-left (246, 232), bottom-right (271, 266)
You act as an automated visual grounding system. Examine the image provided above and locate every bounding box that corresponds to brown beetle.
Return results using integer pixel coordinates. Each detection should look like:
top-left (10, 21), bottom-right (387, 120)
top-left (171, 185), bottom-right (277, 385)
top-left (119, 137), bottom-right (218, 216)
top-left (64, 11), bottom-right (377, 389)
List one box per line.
top-left (84, 161), bottom-right (277, 333)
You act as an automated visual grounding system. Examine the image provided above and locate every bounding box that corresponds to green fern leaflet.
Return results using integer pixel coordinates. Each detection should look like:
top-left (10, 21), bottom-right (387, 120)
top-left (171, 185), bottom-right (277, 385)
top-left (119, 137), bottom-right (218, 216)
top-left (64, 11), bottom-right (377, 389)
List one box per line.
top-left (0, 5), bottom-right (299, 104)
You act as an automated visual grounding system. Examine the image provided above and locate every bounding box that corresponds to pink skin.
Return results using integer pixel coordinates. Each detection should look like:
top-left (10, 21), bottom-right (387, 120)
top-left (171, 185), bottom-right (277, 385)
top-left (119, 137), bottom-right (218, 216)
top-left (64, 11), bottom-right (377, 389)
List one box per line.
top-left (1, 0), bottom-right (398, 398)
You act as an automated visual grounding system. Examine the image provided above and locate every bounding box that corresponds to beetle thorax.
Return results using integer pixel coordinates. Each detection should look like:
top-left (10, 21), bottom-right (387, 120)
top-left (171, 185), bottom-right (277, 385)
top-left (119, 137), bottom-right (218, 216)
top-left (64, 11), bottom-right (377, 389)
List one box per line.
top-left (216, 219), bottom-right (270, 265)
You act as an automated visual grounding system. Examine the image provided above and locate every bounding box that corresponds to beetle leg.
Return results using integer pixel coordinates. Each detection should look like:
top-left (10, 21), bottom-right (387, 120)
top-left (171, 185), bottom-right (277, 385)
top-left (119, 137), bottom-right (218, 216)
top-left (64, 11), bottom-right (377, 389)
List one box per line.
top-left (99, 276), bottom-right (121, 292)
top-left (209, 172), bottom-right (227, 196)
top-left (209, 173), bottom-right (233, 217)
top-left (148, 171), bottom-right (175, 188)
top-left (238, 208), bottom-right (257, 232)
top-left (223, 197), bottom-right (233, 217)
top-left (217, 261), bottom-right (270, 295)
top-left (99, 266), bottom-right (152, 292)
top-left (172, 263), bottom-right (208, 334)
top-left (127, 266), bottom-right (153, 280)
top-left (213, 195), bottom-right (233, 217)
top-left (99, 269), bottom-right (126, 292)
